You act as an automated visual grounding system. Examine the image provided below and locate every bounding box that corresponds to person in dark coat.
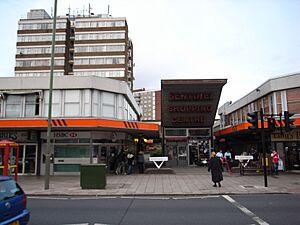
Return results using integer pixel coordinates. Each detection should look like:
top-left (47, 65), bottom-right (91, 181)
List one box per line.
top-left (208, 151), bottom-right (223, 187)
top-left (137, 151), bottom-right (145, 173)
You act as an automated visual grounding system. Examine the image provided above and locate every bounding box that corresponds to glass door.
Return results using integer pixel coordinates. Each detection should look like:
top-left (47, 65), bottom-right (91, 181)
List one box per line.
top-left (177, 145), bottom-right (188, 166)
top-left (18, 144), bottom-right (37, 175)
top-left (189, 144), bottom-right (199, 166)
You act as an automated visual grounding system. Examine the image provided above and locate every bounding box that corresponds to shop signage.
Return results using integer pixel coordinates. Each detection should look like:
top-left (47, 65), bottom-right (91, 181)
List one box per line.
top-left (271, 131), bottom-right (300, 142)
top-left (54, 132), bottom-right (78, 138)
top-left (0, 131), bottom-right (37, 142)
top-left (41, 131), bottom-right (91, 139)
top-left (161, 79), bottom-right (227, 128)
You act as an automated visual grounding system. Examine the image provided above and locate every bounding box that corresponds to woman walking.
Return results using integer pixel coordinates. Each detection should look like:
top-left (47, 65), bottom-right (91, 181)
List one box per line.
top-left (208, 151), bottom-right (223, 187)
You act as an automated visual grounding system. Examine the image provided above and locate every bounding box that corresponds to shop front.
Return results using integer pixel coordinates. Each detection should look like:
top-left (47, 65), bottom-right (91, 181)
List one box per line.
top-left (165, 128), bottom-right (211, 166)
top-left (40, 131), bottom-right (129, 175)
top-left (161, 79), bottom-right (227, 167)
top-left (271, 130), bottom-right (300, 171)
top-left (0, 131), bottom-right (38, 175)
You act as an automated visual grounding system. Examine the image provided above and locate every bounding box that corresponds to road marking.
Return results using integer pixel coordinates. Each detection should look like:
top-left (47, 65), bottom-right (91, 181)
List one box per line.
top-left (222, 195), bottom-right (270, 225)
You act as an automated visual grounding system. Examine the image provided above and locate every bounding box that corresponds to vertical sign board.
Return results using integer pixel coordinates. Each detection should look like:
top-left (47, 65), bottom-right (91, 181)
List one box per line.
top-left (161, 79), bottom-right (227, 128)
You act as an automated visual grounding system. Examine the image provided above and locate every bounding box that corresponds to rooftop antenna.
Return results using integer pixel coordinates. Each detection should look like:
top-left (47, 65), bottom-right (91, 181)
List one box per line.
top-left (67, 5), bottom-right (71, 18)
top-left (82, 5), bottom-right (85, 17)
top-left (51, 7), bottom-right (53, 17)
top-left (108, 4), bottom-right (110, 16)
top-left (88, 3), bottom-right (93, 16)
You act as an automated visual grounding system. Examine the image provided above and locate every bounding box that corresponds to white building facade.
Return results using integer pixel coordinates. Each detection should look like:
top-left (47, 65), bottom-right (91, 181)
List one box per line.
top-left (0, 76), bottom-right (159, 175)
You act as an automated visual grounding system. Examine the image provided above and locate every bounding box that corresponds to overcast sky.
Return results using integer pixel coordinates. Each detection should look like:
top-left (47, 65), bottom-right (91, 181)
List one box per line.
top-left (0, 0), bottom-right (299, 107)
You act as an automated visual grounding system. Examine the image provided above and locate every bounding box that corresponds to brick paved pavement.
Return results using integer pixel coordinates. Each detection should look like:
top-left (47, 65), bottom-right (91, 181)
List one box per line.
top-left (17, 167), bottom-right (300, 197)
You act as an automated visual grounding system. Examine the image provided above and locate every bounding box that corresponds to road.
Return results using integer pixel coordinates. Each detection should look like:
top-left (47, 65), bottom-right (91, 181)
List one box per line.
top-left (27, 194), bottom-right (300, 225)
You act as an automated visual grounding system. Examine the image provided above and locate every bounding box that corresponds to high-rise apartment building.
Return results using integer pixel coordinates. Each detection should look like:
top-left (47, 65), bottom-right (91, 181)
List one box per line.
top-left (15, 9), bottom-right (134, 89)
top-left (134, 89), bottom-right (161, 121)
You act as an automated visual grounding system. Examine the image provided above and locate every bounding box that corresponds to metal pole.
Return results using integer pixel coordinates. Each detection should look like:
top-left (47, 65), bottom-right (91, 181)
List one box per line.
top-left (260, 108), bottom-right (268, 187)
top-left (44, 0), bottom-right (58, 190)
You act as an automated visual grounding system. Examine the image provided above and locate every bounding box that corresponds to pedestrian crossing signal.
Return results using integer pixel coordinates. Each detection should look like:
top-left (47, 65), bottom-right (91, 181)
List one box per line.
top-left (284, 111), bottom-right (296, 132)
top-left (267, 117), bottom-right (276, 132)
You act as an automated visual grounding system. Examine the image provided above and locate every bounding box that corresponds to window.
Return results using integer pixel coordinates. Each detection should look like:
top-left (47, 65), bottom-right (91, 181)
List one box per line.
top-left (92, 90), bottom-right (100, 117)
top-left (5, 93), bottom-right (40, 117)
top-left (5, 95), bottom-right (22, 117)
top-left (64, 90), bottom-right (80, 116)
top-left (25, 94), bottom-right (39, 116)
top-left (165, 129), bottom-right (187, 137)
top-left (44, 90), bottom-right (61, 117)
top-left (102, 92), bottom-right (116, 118)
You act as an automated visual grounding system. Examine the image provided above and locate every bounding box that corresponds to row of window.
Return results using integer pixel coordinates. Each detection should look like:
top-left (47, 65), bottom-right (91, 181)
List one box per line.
top-left (75, 45), bottom-right (125, 53)
top-left (17, 46), bottom-right (65, 55)
top-left (75, 20), bottom-right (125, 28)
top-left (0, 90), bottom-right (138, 121)
top-left (75, 32), bottom-right (125, 40)
top-left (16, 59), bottom-right (65, 67)
top-left (4, 94), bottom-right (40, 117)
top-left (17, 34), bottom-right (66, 42)
top-left (18, 22), bottom-right (67, 30)
top-left (222, 91), bottom-right (288, 128)
top-left (73, 70), bottom-right (124, 77)
top-left (15, 72), bottom-right (64, 77)
top-left (74, 57), bottom-right (125, 65)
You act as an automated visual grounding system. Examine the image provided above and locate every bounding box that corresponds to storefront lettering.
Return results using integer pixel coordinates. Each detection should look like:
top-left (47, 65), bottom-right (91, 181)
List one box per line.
top-left (169, 92), bottom-right (213, 101)
top-left (172, 116), bottom-right (204, 124)
top-left (54, 132), bottom-right (78, 138)
top-left (168, 105), bottom-right (212, 113)
top-left (272, 131), bottom-right (300, 141)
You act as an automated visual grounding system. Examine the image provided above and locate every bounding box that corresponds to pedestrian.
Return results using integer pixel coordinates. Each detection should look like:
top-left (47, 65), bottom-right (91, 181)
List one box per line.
top-left (224, 149), bottom-right (232, 171)
top-left (216, 149), bottom-right (224, 170)
top-left (271, 149), bottom-right (280, 175)
top-left (208, 151), bottom-right (223, 187)
top-left (108, 151), bottom-right (116, 172)
top-left (126, 151), bottom-right (134, 175)
top-left (216, 149), bottom-right (224, 160)
top-left (137, 151), bottom-right (145, 173)
top-left (116, 148), bottom-right (126, 175)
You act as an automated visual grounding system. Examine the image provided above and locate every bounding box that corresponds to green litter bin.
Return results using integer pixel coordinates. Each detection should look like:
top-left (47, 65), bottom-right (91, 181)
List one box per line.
top-left (80, 164), bottom-right (106, 189)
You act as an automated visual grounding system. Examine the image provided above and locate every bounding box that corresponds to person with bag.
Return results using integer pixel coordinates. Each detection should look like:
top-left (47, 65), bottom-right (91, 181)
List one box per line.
top-left (271, 150), bottom-right (280, 175)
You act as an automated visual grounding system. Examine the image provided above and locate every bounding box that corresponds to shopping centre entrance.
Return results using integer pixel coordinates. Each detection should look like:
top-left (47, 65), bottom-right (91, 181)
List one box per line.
top-left (161, 79), bottom-right (227, 166)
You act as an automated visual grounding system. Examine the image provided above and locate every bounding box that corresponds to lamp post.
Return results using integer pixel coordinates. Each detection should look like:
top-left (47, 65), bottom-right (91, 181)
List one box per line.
top-left (44, 0), bottom-right (58, 190)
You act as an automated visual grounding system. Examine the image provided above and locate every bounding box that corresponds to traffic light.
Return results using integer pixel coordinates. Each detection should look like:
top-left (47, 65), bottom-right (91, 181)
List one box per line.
top-left (267, 117), bottom-right (276, 132)
top-left (247, 112), bottom-right (259, 130)
top-left (284, 111), bottom-right (296, 132)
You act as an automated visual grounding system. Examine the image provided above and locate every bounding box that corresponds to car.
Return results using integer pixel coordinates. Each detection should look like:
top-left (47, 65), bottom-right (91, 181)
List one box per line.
top-left (0, 176), bottom-right (30, 225)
